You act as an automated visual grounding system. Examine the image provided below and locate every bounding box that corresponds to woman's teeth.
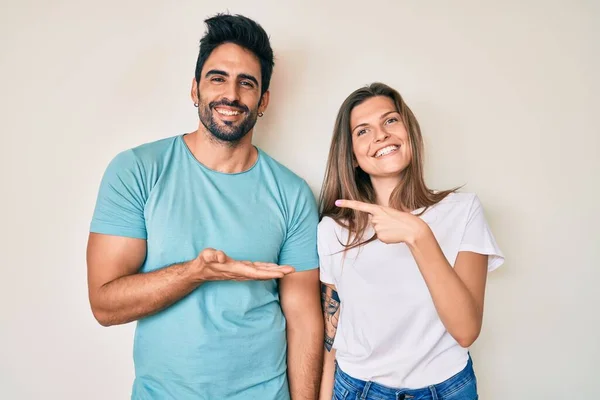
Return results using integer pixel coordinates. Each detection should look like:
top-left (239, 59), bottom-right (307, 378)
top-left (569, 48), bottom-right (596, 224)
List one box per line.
top-left (375, 145), bottom-right (399, 158)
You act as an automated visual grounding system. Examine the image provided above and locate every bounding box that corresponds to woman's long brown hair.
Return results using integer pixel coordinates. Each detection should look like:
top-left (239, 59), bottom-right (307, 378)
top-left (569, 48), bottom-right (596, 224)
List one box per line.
top-left (318, 82), bottom-right (459, 250)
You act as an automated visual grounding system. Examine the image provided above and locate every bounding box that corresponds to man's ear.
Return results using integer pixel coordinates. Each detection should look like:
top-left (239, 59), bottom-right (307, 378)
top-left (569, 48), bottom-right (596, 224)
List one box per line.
top-left (190, 78), bottom-right (199, 104)
top-left (258, 91), bottom-right (270, 114)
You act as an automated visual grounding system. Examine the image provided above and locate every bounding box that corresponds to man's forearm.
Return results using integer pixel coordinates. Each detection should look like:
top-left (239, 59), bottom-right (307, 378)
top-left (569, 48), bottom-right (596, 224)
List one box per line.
top-left (91, 260), bottom-right (200, 326)
top-left (286, 322), bottom-right (324, 399)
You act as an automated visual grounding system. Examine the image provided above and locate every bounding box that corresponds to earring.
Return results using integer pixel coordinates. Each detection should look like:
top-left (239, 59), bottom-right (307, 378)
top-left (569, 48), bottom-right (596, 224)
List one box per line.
top-left (258, 112), bottom-right (264, 117)
top-left (193, 103), bottom-right (198, 107)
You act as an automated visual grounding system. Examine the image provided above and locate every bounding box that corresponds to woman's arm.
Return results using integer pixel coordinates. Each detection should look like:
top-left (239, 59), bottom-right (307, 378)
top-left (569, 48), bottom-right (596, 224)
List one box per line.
top-left (319, 282), bottom-right (340, 400)
top-left (408, 229), bottom-right (488, 347)
top-left (334, 199), bottom-right (490, 348)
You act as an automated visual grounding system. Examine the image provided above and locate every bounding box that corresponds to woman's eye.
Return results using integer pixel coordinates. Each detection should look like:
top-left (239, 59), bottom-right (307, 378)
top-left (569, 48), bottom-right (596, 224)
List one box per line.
top-left (385, 117), bottom-right (398, 125)
top-left (357, 129), bottom-right (367, 136)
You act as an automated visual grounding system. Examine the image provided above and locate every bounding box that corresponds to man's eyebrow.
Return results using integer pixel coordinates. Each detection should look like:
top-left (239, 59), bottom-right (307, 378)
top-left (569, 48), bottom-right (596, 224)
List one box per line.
top-left (205, 69), bottom-right (229, 78)
top-left (205, 70), bottom-right (259, 87)
top-left (238, 73), bottom-right (259, 86)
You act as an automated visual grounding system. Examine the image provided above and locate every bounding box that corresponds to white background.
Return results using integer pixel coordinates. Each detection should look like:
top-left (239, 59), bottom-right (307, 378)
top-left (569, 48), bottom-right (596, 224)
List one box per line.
top-left (1, 0), bottom-right (598, 398)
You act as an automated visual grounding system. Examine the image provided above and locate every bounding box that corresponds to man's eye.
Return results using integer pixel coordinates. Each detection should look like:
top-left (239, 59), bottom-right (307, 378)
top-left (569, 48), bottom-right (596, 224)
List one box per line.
top-left (240, 81), bottom-right (254, 87)
top-left (211, 77), bottom-right (225, 82)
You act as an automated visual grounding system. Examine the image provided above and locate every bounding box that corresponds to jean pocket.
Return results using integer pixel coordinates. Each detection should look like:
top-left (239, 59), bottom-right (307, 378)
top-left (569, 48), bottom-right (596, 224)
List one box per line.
top-left (332, 378), bottom-right (349, 400)
top-left (441, 375), bottom-right (478, 400)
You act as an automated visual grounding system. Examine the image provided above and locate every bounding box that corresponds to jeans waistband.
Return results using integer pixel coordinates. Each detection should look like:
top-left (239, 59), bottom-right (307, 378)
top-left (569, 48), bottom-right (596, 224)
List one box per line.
top-left (334, 356), bottom-right (476, 400)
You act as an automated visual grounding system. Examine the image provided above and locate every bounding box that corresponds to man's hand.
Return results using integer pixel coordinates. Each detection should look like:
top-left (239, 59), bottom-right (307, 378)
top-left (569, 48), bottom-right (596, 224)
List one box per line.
top-left (194, 248), bottom-right (295, 282)
top-left (335, 199), bottom-right (429, 245)
top-left (87, 234), bottom-right (295, 326)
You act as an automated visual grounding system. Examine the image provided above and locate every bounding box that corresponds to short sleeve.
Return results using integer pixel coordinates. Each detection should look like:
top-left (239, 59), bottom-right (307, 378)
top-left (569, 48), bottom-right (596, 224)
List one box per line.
top-left (317, 219), bottom-right (335, 285)
top-left (89, 150), bottom-right (148, 239)
top-left (277, 182), bottom-right (319, 272)
top-left (459, 195), bottom-right (505, 272)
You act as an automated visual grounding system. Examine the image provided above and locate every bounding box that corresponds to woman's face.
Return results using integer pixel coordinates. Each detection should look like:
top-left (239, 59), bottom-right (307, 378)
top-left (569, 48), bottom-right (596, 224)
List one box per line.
top-left (349, 96), bottom-right (411, 179)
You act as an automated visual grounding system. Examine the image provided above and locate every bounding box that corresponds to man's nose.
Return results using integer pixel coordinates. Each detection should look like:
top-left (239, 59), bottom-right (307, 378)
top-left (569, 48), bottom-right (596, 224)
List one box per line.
top-left (222, 81), bottom-right (241, 103)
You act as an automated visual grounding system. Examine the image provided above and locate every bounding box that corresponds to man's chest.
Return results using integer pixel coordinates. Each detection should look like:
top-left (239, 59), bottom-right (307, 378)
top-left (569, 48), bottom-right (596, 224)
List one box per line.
top-left (142, 190), bottom-right (288, 270)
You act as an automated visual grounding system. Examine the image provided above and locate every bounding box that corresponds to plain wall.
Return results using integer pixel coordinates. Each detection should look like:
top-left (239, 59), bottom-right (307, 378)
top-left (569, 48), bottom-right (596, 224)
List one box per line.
top-left (1, 0), bottom-right (598, 398)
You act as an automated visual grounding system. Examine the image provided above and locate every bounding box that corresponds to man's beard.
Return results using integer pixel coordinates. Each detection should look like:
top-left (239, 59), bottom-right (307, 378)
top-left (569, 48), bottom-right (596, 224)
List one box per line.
top-left (198, 97), bottom-right (259, 145)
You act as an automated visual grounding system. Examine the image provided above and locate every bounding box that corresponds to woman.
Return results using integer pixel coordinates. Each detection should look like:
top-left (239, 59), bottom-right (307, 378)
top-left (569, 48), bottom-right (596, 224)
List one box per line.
top-left (318, 82), bottom-right (504, 400)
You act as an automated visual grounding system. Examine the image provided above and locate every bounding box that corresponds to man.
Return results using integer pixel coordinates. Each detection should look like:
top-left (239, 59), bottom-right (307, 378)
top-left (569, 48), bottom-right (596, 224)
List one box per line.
top-left (87, 13), bottom-right (323, 400)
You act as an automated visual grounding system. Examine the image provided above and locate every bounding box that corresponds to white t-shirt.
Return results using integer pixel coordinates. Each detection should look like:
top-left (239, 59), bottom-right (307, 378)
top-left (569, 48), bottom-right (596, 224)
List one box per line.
top-left (318, 192), bottom-right (504, 388)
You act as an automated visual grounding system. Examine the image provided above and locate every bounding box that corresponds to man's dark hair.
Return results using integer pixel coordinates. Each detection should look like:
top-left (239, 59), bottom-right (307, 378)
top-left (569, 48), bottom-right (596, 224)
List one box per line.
top-left (195, 13), bottom-right (275, 96)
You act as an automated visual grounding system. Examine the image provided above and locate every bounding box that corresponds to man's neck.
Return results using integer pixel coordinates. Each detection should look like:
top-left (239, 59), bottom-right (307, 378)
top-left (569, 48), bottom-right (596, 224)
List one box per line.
top-left (183, 128), bottom-right (257, 174)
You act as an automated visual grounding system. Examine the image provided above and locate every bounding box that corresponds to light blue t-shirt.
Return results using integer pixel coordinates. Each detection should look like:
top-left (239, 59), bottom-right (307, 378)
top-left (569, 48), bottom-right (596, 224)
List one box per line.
top-left (90, 134), bottom-right (319, 400)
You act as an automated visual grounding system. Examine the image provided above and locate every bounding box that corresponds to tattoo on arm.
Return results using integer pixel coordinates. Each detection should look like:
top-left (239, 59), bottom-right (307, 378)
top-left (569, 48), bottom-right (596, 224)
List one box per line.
top-left (321, 283), bottom-right (340, 352)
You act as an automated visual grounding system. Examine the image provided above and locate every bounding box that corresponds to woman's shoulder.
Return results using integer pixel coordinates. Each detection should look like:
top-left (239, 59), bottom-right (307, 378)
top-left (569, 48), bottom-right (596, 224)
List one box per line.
top-left (419, 192), bottom-right (482, 221)
top-left (318, 215), bottom-right (345, 236)
top-left (318, 216), bottom-right (351, 248)
top-left (433, 191), bottom-right (480, 209)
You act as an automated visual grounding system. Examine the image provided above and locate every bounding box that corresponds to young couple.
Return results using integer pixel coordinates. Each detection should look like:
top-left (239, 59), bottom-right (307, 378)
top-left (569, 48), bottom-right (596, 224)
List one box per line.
top-left (87, 12), bottom-right (504, 400)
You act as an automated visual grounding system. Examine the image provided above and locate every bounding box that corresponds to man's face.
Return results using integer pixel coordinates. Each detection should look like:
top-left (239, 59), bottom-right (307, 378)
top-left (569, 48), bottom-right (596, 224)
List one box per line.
top-left (192, 43), bottom-right (269, 144)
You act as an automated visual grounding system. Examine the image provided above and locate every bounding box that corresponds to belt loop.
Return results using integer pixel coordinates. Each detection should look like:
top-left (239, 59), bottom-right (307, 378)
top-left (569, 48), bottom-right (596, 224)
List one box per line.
top-left (360, 381), bottom-right (372, 400)
top-left (429, 385), bottom-right (438, 400)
